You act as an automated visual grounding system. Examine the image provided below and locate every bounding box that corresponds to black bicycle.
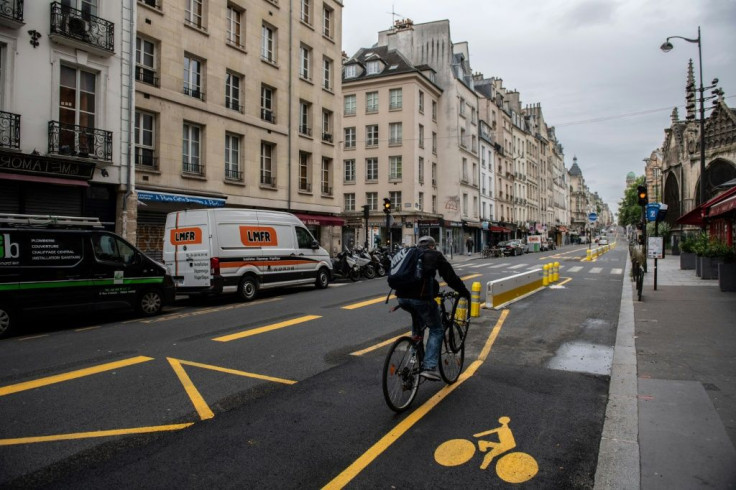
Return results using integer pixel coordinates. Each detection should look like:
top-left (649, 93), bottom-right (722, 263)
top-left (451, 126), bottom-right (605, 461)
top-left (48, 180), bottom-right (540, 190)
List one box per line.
top-left (632, 258), bottom-right (643, 301)
top-left (382, 291), bottom-right (471, 412)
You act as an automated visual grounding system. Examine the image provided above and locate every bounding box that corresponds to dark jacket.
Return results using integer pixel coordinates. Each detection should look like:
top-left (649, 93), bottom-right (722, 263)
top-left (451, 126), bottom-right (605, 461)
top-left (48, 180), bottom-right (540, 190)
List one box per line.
top-left (395, 248), bottom-right (470, 300)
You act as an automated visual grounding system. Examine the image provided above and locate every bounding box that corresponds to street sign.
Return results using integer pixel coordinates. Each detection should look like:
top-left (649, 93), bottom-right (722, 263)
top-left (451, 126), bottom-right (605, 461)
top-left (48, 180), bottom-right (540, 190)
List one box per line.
top-left (646, 203), bottom-right (661, 222)
top-left (588, 212), bottom-right (598, 223)
top-left (647, 236), bottom-right (663, 259)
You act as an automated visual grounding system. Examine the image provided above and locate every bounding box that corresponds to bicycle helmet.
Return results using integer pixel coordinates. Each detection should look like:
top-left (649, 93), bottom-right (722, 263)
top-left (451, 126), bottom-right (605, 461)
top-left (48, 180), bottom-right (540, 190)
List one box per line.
top-left (417, 236), bottom-right (436, 248)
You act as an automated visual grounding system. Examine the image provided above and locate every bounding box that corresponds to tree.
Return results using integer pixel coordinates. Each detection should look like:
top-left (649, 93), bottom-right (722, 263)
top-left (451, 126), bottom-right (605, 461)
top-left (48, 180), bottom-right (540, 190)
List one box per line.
top-left (618, 175), bottom-right (646, 228)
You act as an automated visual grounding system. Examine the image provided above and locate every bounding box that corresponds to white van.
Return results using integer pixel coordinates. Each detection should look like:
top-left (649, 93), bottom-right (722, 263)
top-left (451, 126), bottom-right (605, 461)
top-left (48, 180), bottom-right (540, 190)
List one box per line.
top-left (163, 209), bottom-right (332, 300)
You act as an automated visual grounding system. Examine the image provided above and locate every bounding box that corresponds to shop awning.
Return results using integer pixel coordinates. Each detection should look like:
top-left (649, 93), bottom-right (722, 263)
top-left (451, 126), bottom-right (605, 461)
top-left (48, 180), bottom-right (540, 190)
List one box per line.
top-left (294, 213), bottom-right (345, 226)
top-left (490, 225), bottom-right (511, 233)
top-left (558, 226), bottom-right (568, 232)
top-left (463, 221), bottom-right (482, 228)
top-left (0, 172), bottom-right (89, 187)
top-left (137, 190), bottom-right (227, 207)
top-left (710, 194), bottom-right (736, 217)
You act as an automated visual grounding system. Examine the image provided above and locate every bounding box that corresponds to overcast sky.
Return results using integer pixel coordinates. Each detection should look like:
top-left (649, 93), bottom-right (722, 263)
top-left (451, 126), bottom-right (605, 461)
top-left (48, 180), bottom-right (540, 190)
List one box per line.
top-left (341, 0), bottom-right (736, 218)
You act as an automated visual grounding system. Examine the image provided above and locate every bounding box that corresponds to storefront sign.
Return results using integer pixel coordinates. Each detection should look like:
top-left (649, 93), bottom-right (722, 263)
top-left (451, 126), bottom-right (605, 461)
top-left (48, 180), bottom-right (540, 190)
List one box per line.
top-left (0, 150), bottom-right (95, 179)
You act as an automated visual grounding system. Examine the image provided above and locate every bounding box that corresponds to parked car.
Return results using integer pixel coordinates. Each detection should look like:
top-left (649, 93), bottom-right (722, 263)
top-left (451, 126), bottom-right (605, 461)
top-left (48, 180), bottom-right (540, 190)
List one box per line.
top-left (498, 240), bottom-right (524, 256)
top-left (598, 237), bottom-right (609, 246)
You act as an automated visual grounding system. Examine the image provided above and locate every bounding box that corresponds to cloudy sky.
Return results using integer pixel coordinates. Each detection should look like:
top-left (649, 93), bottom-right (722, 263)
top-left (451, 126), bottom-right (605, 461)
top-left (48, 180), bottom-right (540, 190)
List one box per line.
top-left (341, 0), bottom-right (736, 218)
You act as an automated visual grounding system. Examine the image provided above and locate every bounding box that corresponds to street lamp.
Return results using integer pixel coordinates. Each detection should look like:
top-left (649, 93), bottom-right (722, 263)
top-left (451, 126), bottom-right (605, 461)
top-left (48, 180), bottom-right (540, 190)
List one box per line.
top-left (660, 27), bottom-right (707, 225)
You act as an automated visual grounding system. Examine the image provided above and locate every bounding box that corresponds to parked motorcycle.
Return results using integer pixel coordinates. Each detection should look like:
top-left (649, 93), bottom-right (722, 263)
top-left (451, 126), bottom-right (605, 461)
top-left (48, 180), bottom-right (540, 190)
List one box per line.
top-left (349, 247), bottom-right (376, 279)
top-left (331, 251), bottom-right (361, 281)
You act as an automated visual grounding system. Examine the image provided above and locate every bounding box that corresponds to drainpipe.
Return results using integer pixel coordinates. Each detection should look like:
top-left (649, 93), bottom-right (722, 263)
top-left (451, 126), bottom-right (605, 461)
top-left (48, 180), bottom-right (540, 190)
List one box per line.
top-left (121, 0), bottom-right (136, 239)
top-left (287, 0), bottom-right (293, 210)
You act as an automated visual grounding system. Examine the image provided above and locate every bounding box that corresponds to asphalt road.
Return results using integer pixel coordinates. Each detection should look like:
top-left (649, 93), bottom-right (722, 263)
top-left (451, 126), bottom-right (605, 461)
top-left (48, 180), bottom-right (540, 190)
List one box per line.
top-left (0, 243), bottom-right (627, 488)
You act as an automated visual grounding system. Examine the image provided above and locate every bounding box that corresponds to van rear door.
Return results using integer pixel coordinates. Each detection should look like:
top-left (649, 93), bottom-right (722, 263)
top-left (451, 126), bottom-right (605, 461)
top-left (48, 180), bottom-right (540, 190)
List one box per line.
top-left (166, 212), bottom-right (211, 290)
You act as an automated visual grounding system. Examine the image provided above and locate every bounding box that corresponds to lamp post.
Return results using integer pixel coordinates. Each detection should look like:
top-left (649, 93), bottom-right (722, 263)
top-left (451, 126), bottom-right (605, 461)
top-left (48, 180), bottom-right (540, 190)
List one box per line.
top-left (660, 27), bottom-right (706, 228)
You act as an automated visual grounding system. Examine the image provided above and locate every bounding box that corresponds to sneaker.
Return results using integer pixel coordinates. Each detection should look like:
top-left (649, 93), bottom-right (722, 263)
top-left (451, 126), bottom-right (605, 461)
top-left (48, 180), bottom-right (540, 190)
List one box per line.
top-left (420, 368), bottom-right (441, 381)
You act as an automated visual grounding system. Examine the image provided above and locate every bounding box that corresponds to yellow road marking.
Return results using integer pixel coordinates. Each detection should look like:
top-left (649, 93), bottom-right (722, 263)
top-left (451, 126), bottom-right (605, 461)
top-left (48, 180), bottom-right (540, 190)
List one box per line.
top-left (176, 359), bottom-right (296, 385)
top-left (0, 356), bottom-right (154, 397)
top-left (0, 423), bottom-right (194, 446)
top-left (350, 331), bottom-right (411, 356)
top-left (168, 358), bottom-right (214, 420)
top-left (17, 334), bottom-right (49, 341)
top-left (343, 295), bottom-right (395, 310)
top-left (212, 315), bottom-right (321, 342)
top-left (323, 309), bottom-right (509, 489)
top-left (139, 297), bottom-right (282, 324)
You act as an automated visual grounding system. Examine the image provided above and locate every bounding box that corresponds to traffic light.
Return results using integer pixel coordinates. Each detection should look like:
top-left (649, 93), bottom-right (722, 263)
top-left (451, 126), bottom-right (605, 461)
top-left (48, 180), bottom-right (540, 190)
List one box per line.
top-left (383, 197), bottom-right (392, 214)
top-left (362, 204), bottom-right (370, 220)
top-left (637, 185), bottom-right (648, 206)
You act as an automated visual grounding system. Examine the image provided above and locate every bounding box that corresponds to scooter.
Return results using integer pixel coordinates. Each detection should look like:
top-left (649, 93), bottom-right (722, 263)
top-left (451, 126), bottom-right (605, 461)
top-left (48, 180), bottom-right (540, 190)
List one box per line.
top-left (350, 247), bottom-right (376, 279)
top-left (331, 251), bottom-right (361, 281)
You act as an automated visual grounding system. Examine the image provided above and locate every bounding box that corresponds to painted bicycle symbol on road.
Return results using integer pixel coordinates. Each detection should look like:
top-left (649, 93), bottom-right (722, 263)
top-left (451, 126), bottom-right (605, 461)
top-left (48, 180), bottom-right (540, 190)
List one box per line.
top-left (434, 416), bottom-right (538, 484)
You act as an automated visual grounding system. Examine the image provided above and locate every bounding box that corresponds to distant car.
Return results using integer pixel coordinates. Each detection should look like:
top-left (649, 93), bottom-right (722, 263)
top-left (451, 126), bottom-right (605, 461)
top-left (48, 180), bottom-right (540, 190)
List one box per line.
top-left (498, 240), bottom-right (524, 256)
top-left (598, 237), bottom-right (609, 246)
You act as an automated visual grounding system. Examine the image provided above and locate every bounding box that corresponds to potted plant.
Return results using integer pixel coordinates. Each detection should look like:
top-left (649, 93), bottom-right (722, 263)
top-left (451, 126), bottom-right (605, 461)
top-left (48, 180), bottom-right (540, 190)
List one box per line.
top-left (718, 246), bottom-right (736, 292)
top-left (701, 238), bottom-right (730, 280)
top-left (679, 233), bottom-right (697, 270)
top-left (692, 233), bottom-right (709, 277)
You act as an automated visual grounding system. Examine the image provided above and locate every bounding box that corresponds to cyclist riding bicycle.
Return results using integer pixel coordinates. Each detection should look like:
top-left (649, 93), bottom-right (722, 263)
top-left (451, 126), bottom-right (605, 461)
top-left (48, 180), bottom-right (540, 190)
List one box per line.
top-left (395, 236), bottom-right (470, 381)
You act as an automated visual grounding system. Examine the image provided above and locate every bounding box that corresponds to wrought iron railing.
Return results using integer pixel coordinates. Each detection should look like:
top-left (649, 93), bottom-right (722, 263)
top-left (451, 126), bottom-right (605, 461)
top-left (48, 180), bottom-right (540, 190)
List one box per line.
top-left (48, 121), bottom-right (112, 160)
top-left (135, 147), bottom-right (157, 169)
top-left (0, 111), bottom-right (20, 149)
top-left (225, 167), bottom-right (242, 180)
top-left (182, 160), bottom-right (204, 175)
top-left (261, 109), bottom-right (276, 124)
top-left (50, 2), bottom-right (114, 53)
top-left (299, 182), bottom-right (312, 192)
top-left (183, 86), bottom-right (205, 101)
top-left (135, 66), bottom-right (159, 87)
top-left (0, 0), bottom-right (23, 23)
top-left (260, 175), bottom-right (276, 187)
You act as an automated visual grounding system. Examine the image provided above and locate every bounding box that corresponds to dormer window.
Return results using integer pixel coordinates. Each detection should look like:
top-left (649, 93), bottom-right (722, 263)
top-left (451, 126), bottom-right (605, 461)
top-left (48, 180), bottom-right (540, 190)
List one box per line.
top-left (366, 60), bottom-right (382, 75)
top-left (344, 64), bottom-right (357, 79)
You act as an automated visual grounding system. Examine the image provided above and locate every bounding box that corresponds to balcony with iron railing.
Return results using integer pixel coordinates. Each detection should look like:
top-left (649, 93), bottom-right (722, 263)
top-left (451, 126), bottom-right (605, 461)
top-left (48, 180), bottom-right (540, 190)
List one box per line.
top-left (48, 121), bottom-right (112, 161)
top-left (299, 125), bottom-right (312, 137)
top-left (321, 185), bottom-right (333, 196)
top-left (182, 160), bottom-right (204, 176)
top-left (183, 85), bottom-right (205, 101)
top-left (298, 181), bottom-right (312, 193)
top-left (136, 66), bottom-right (159, 87)
top-left (49, 2), bottom-right (114, 56)
top-left (322, 132), bottom-right (333, 143)
top-left (261, 109), bottom-right (276, 124)
top-left (260, 174), bottom-right (276, 188)
top-left (225, 167), bottom-right (242, 181)
top-left (0, 111), bottom-right (21, 150)
top-left (135, 147), bottom-right (158, 170)
top-left (0, 0), bottom-right (23, 28)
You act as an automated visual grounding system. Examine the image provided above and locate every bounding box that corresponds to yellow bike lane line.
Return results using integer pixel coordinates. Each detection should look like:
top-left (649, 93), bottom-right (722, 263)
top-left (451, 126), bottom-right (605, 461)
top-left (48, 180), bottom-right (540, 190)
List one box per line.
top-left (323, 309), bottom-right (510, 490)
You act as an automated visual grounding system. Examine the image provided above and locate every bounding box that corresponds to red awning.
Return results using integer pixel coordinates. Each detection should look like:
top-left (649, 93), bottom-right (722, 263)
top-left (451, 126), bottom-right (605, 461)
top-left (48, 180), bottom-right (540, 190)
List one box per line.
top-left (558, 226), bottom-right (568, 232)
top-left (490, 225), bottom-right (511, 233)
top-left (676, 186), bottom-right (736, 225)
top-left (710, 194), bottom-right (736, 217)
top-left (0, 173), bottom-right (89, 187)
top-left (294, 213), bottom-right (345, 226)
top-left (676, 205), bottom-right (705, 226)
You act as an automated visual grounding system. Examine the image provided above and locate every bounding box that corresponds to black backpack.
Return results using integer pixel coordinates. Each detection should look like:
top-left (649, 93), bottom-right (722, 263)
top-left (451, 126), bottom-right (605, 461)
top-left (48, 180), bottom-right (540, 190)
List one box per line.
top-left (387, 246), bottom-right (425, 291)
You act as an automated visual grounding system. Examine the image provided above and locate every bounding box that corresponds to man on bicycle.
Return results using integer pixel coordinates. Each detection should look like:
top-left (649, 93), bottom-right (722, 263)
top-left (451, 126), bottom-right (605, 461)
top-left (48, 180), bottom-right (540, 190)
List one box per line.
top-left (396, 236), bottom-right (470, 381)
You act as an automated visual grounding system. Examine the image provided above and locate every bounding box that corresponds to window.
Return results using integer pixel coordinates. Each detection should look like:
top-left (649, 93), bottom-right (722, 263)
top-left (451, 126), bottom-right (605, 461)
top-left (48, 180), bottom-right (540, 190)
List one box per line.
top-left (344, 159), bottom-right (355, 183)
top-left (344, 193), bottom-right (355, 211)
top-left (432, 195), bottom-right (437, 213)
top-left (462, 157), bottom-right (468, 182)
top-left (226, 5), bottom-right (243, 48)
top-left (260, 141), bottom-right (275, 186)
top-left (321, 158), bottom-right (332, 195)
top-left (321, 109), bottom-right (333, 142)
top-left (366, 192), bottom-right (378, 211)
top-left (182, 122), bottom-right (202, 174)
top-left (65, 0), bottom-right (97, 17)
top-left (418, 192), bottom-right (424, 211)
top-left (322, 4), bottom-right (333, 38)
top-left (93, 235), bottom-right (135, 265)
top-left (296, 227), bottom-right (314, 249)
top-left (135, 111), bottom-right (155, 168)
top-left (459, 97), bottom-right (466, 116)
top-left (366, 60), bottom-right (382, 75)
top-left (58, 65), bottom-right (96, 155)
top-left (135, 36), bottom-right (157, 86)
top-left (389, 122), bottom-right (402, 145)
top-left (366, 157), bottom-right (378, 182)
top-left (389, 88), bottom-right (402, 110)
top-left (419, 91), bottom-right (424, 113)
top-left (225, 71), bottom-right (242, 112)
top-left (261, 84), bottom-right (275, 122)
top-left (299, 44), bottom-right (312, 80)
top-left (389, 156), bottom-right (402, 181)
top-left (185, 0), bottom-right (203, 28)
top-left (418, 157), bottom-right (424, 184)
top-left (432, 100), bottom-right (437, 121)
top-left (299, 151), bottom-right (311, 192)
top-left (432, 162), bottom-right (437, 186)
top-left (299, 101), bottom-right (312, 136)
top-left (432, 132), bottom-right (437, 154)
top-left (366, 91), bottom-right (378, 113)
top-left (183, 55), bottom-right (204, 100)
top-left (460, 128), bottom-right (467, 148)
top-left (300, 0), bottom-right (311, 24)
top-left (418, 124), bottom-right (424, 148)
top-left (344, 127), bottom-right (356, 149)
top-left (366, 125), bottom-right (378, 147)
top-left (389, 191), bottom-right (401, 211)
top-left (322, 56), bottom-right (333, 90)
top-left (344, 64), bottom-right (357, 79)
top-left (463, 193), bottom-right (468, 215)
top-left (261, 23), bottom-right (276, 63)
top-left (344, 94), bottom-right (356, 116)
top-left (225, 133), bottom-right (241, 180)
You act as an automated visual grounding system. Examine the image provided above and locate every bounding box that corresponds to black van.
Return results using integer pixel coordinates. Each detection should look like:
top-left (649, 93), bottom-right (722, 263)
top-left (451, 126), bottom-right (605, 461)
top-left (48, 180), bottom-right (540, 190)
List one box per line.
top-left (0, 214), bottom-right (175, 338)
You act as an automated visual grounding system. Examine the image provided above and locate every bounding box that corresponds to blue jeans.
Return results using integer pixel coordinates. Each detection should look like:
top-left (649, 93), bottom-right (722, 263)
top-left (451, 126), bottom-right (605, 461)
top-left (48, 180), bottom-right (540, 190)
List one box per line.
top-left (398, 298), bottom-right (443, 370)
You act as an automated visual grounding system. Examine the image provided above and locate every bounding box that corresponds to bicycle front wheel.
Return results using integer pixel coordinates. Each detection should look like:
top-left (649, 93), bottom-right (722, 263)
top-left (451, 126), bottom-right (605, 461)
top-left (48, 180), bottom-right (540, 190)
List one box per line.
top-left (449, 296), bottom-right (471, 353)
top-left (382, 337), bottom-right (420, 412)
top-left (439, 328), bottom-right (464, 384)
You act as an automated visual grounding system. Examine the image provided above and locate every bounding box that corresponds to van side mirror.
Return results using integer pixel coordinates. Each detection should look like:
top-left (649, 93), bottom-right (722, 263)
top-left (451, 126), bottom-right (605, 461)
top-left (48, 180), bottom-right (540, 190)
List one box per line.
top-left (311, 240), bottom-right (320, 250)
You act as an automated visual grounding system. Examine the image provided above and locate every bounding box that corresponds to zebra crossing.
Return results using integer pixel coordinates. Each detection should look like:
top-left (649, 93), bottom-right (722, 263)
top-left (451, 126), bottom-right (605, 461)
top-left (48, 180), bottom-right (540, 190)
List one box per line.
top-left (453, 261), bottom-right (624, 276)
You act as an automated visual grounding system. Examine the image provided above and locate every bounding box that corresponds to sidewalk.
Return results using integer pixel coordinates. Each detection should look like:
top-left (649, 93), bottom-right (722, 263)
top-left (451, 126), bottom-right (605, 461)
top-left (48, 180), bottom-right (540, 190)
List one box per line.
top-left (596, 254), bottom-right (736, 489)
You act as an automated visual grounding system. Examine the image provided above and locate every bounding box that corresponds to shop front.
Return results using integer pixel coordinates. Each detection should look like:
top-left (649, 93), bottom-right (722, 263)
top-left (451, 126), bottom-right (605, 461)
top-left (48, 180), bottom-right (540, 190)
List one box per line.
top-left (293, 213), bottom-right (345, 256)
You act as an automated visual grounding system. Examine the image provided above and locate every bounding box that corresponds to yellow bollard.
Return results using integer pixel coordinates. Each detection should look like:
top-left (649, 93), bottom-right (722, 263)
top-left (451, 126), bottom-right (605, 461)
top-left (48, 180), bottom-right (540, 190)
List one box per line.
top-left (543, 263), bottom-right (549, 286)
top-left (554, 261), bottom-right (560, 282)
top-left (455, 296), bottom-right (468, 321)
top-left (470, 281), bottom-right (481, 317)
top-left (586, 249), bottom-right (592, 261)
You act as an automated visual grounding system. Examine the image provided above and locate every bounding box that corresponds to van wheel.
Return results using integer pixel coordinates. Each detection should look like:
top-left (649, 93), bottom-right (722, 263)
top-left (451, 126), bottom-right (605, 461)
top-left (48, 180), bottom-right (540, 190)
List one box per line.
top-left (238, 275), bottom-right (258, 301)
top-left (315, 268), bottom-right (330, 289)
top-left (0, 305), bottom-right (14, 339)
top-left (137, 289), bottom-right (163, 316)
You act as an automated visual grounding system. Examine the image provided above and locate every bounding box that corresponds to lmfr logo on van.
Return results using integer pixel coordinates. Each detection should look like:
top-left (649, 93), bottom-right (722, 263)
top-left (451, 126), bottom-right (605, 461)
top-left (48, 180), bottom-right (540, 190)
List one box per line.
top-left (170, 227), bottom-right (203, 245)
top-left (240, 226), bottom-right (278, 247)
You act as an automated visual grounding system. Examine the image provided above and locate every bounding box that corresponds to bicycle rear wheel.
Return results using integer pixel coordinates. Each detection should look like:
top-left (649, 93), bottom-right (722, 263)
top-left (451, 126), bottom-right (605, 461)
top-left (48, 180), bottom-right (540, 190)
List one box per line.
top-left (439, 328), bottom-right (464, 384)
top-left (449, 296), bottom-right (471, 353)
top-left (382, 337), bottom-right (420, 412)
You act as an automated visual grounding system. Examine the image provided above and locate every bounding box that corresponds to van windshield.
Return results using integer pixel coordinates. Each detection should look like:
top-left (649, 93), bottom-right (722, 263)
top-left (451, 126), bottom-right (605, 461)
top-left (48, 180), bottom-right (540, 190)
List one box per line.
top-left (296, 227), bottom-right (315, 249)
top-left (93, 235), bottom-right (136, 265)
